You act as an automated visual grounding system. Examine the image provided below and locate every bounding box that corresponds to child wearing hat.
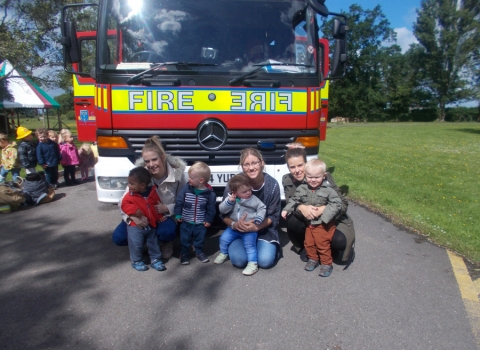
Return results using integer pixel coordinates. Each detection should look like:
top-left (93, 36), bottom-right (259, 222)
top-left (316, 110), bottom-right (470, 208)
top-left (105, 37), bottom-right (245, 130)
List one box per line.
top-left (0, 133), bottom-right (21, 183)
top-left (16, 126), bottom-right (38, 174)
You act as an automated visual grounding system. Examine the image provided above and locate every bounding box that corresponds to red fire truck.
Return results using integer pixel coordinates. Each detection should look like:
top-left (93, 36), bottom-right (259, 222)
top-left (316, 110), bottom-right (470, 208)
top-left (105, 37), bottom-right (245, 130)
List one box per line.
top-left (61, 0), bottom-right (347, 203)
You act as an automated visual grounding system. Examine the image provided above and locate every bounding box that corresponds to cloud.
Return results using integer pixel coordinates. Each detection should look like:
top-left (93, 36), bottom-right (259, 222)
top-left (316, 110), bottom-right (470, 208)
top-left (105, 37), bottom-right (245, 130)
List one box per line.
top-left (394, 27), bottom-right (418, 53)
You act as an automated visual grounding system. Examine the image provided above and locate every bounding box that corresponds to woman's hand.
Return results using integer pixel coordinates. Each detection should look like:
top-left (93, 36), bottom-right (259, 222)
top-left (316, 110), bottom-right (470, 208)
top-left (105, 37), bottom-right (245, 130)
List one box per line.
top-left (298, 204), bottom-right (325, 220)
top-left (154, 202), bottom-right (169, 215)
top-left (130, 215), bottom-right (148, 228)
top-left (234, 213), bottom-right (258, 233)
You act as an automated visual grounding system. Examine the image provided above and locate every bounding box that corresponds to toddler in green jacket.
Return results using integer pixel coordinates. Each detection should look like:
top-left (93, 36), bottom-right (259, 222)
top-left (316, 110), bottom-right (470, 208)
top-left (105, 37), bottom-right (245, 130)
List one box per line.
top-left (282, 159), bottom-right (342, 277)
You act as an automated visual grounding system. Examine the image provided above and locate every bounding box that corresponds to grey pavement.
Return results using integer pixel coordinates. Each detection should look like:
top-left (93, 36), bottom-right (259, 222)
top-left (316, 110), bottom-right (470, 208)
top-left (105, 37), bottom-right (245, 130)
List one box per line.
top-left (0, 180), bottom-right (477, 349)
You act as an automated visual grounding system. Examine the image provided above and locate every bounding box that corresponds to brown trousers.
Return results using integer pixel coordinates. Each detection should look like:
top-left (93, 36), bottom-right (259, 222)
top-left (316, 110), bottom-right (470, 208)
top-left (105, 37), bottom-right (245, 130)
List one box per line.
top-left (304, 221), bottom-right (336, 265)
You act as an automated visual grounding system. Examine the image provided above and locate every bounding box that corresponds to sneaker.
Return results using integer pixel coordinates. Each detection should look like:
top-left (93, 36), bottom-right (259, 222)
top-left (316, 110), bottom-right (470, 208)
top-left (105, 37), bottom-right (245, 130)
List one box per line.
top-left (131, 261), bottom-right (149, 271)
top-left (0, 204), bottom-right (12, 214)
top-left (299, 249), bottom-right (308, 262)
top-left (214, 253), bottom-right (228, 264)
top-left (151, 259), bottom-right (166, 271)
top-left (196, 252), bottom-right (209, 263)
top-left (242, 262), bottom-right (258, 276)
top-left (180, 254), bottom-right (190, 265)
top-left (304, 259), bottom-right (320, 272)
top-left (160, 241), bottom-right (173, 259)
top-left (318, 264), bottom-right (333, 277)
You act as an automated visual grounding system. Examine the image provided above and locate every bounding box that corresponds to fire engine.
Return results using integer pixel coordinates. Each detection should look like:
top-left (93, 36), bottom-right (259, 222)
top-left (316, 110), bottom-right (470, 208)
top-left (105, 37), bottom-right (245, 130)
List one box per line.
top-left (61, 0), bottom-right (347, 202)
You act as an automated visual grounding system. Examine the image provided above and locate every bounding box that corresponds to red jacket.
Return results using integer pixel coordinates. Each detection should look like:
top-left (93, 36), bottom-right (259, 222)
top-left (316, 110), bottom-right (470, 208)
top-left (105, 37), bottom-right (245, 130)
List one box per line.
top-left (120, 186), bottom-right (164, 227)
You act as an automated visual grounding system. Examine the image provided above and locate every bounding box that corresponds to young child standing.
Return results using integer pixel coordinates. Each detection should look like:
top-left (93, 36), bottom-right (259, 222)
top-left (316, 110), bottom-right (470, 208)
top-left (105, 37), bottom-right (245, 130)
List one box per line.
top-left (59, 130), bottom-right (80, 185)
top-left (36, 128), bottom-right (62, 188)
top-left (282, 159), bottom-right (342, 277)
top-left (48, 130), bottom-right (59, 143)
top-left (0, 133), bottom-right (21, 183)
top-left (174, 161), bottom-right (216, 265)
top-left (16, 126), bottom-right (38, 174)
top-left (78, 143), bottom-right (96, 181)
top-left (121, 166), bottom-right (166, 272)
top-left (214, 174), bottom-right (266, 276)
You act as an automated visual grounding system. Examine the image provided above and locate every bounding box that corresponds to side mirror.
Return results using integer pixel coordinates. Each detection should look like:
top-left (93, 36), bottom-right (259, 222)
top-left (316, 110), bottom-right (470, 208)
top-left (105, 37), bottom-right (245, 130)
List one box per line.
top-left (61, 21), bottom-right (81, 64)
top-left (328, 17), bottom-right (347, 79)
top-left (330, 39), bottom-right (347, 78)
top-left (308, 0), bottom-right (329, 17)
top-left (333, 18), bottom-right (346, 40)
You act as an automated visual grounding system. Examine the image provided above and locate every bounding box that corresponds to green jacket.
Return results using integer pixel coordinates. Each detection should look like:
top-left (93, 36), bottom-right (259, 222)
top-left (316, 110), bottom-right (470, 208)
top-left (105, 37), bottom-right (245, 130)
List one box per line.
top-left (283, 180), bottom-right (342, 225)
top-left (282, 172), bottom-right (356, 262)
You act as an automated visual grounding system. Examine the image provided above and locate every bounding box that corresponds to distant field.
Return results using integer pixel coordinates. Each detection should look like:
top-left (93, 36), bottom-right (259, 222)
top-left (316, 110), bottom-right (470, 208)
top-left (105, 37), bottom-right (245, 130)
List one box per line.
top-left (320, 122), bottom-right (480, 263)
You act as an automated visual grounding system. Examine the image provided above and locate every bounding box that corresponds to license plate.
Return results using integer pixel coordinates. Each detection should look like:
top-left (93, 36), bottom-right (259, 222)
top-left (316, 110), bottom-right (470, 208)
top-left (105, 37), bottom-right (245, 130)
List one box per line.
top-left (210, 172), bottom-right (238, 186)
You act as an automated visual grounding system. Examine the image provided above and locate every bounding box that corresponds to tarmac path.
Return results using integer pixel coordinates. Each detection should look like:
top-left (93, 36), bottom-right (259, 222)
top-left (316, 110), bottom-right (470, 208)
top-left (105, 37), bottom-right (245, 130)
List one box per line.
top-left (0, 180), bottom-right (479, 350)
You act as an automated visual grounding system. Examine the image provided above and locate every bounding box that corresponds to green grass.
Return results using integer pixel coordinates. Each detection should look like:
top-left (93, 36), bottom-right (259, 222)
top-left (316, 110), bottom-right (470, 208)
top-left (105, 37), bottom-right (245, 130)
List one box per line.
top-left (320, 122), bottom-right (480, 263)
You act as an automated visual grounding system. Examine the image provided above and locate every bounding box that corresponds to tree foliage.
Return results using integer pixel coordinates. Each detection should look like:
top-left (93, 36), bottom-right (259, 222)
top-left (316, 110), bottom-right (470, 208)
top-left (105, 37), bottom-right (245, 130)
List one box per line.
top-left (413, 0), bottom-right (480, 120)
top-left (0, 0), bottom-right (71, 87)
top-left (54, 92), bottom-right (74, 115)
top-left (325, 4), bottom-right (406, 121)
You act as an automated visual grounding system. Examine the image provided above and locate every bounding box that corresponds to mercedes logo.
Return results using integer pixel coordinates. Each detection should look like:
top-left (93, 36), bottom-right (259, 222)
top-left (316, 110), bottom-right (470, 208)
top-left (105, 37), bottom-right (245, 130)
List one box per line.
top-left (197, 119), bottom-right (227, 151)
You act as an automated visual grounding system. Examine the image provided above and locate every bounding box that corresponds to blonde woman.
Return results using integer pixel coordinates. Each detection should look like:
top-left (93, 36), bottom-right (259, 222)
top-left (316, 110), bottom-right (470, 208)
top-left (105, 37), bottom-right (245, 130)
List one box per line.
top-left (113, 136), bottom-right (186, 260)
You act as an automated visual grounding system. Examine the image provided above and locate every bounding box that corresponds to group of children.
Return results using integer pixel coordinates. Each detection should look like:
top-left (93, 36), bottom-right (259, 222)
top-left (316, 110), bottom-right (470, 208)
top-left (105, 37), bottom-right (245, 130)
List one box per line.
top-left (123, 157), bottom-right (341, 278)
top-left (123, 161), bottom-right (266, 276)
top-left (0, 126), bottom-right (97, 188)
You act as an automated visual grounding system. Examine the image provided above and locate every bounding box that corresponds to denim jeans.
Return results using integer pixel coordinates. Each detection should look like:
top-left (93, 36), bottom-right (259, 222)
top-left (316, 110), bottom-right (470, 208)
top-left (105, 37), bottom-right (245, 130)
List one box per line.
top-left (220, 227), bottom-right (258, 263)
top-left (112, 217), bottom-right (177, 246)
top-left (228, 238), bottom-right (278, 269)
top-left (0, 167), bottom-right (20, 182)
top-left (44, 166), bottom-right (59, 185)
top-left (180, 221), bottom-right (206, 256)
top-left (126, 225), bottom-right (161, 262)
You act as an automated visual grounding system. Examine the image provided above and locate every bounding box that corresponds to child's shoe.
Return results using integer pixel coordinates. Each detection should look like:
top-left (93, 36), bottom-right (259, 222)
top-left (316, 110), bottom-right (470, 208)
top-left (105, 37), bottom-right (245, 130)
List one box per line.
top-left (180, 254), bottom-right (190, 265)
top-left (242, 262), bottom-right (258, 276)
top-left (151, 259), bottom-right (166, 271)
top-left (318, 264), bottom-right (333, 277)
top-left (0, 204), bottom-right (12, 214)
top-left (131, 261), bottom-right (149, 271)
top-left (214, 253), bottom-right (228, 264)
top-left (304, 259), bottom-right (319, 272)
top-left (196, 252), bottom-right (209, 263)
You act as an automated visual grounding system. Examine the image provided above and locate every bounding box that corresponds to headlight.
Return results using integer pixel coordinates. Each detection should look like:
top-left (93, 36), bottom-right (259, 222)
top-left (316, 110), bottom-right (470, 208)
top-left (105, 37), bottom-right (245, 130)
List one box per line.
top-left (97, 177), bottom-right (128, 189)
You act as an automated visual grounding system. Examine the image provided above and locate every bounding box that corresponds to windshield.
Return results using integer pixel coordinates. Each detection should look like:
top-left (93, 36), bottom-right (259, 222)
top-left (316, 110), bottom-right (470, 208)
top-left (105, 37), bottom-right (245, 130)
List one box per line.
top-left (101, 0), bottom-right (317, 74)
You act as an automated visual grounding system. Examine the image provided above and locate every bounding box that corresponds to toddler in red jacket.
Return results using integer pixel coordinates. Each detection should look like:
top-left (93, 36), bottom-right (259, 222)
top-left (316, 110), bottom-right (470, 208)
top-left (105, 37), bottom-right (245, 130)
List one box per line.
top-left (120, 167), bottom-right (166, 272)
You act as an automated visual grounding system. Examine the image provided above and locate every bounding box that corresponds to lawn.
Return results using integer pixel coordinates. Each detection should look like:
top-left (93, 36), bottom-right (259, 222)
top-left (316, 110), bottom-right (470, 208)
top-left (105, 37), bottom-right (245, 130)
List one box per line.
top-left (320, 122), bottom-right (480, 263)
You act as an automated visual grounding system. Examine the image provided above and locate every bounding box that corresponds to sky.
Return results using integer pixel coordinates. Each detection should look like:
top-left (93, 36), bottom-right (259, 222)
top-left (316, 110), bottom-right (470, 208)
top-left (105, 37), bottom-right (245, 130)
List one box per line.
top-left (329, 0), bottom-right (420, 53)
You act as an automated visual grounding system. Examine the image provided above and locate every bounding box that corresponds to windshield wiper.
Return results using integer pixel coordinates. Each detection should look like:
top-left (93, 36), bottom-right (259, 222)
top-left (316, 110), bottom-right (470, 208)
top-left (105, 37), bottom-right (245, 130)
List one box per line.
top-left (126, 62), bottom-right (217, 85)
top-left (229, 62), bottom-right (313, 86)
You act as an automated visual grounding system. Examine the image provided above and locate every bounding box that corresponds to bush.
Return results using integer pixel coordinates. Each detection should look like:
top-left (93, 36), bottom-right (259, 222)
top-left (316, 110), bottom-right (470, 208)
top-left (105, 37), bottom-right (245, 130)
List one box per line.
top-left (445, 107), bottom-right (479, 122)
top-left (65, 110), bottom-right (76, 120)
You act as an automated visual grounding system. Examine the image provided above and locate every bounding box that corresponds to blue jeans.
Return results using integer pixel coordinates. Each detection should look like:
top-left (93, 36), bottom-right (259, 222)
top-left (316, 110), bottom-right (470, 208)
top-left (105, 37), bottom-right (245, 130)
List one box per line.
top-left (180, 221), bottom-right (206, 256)
top-left (112, 217), bottom-right (177, 246)
top-left (0, 167), bottom-right (20, 182)
top-left (127, 225), bottom-right (161, 262)
top-left (228, 238), bottom-right (278, 269)
top-left (220, 228), bottom-right (258, 263)
top-left (44, 166), bottom-right (59, 185)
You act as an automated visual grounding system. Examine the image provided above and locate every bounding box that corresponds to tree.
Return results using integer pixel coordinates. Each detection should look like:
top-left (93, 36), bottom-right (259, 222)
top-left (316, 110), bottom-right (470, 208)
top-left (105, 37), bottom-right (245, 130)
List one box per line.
top-left (0, 0), bottom-right (69, 86)
top-left (323, 4), bottom-right (397, 121)
top-left (54, 92), bottom-right (74, 115)
top-left (413, 0), bottom-right (480, 121)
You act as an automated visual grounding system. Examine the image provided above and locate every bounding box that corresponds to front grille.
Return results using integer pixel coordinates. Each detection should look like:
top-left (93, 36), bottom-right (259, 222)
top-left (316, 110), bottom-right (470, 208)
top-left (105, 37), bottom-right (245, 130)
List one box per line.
top-left (114, 129), bottom-right (318, 165)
